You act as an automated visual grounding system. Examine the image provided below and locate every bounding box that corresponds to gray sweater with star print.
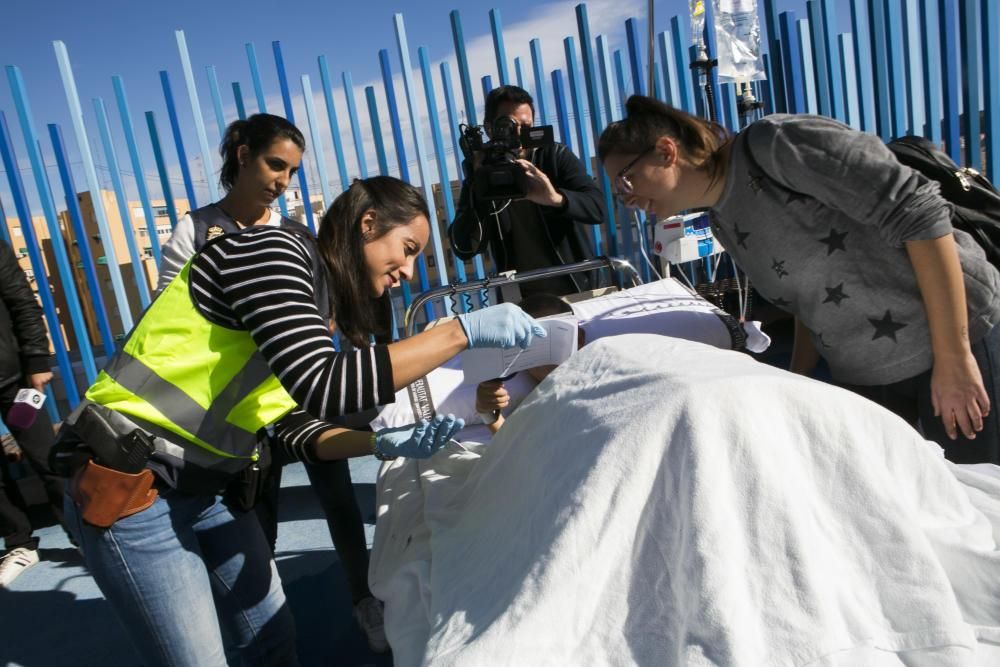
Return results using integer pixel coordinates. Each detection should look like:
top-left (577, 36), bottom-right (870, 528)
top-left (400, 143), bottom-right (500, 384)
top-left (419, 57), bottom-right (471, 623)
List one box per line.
top-left (711, 114), bottom-right (1000, 385)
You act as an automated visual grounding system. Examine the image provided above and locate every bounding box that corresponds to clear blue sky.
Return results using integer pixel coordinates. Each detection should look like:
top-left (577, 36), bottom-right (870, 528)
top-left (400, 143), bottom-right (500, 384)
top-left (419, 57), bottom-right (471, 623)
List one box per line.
top-left (0, 0), bottom-right (840, 212)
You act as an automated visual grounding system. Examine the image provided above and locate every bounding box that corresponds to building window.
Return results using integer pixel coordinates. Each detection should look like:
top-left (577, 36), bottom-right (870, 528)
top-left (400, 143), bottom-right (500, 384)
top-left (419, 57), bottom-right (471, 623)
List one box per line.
top-left (425, 254), bottom-right (436, 268)
top-left (17, 248), bottom-right (27, 258)
top-left (143, 246), bottom-right (154, 258)
top-left (153, 205), bottom-right (170, 217)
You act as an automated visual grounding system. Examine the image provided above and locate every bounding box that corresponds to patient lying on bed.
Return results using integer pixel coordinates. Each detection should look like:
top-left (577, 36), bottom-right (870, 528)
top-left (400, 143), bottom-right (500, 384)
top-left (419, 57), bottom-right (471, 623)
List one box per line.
top-left (369, 282), bottom-right (1000, 667)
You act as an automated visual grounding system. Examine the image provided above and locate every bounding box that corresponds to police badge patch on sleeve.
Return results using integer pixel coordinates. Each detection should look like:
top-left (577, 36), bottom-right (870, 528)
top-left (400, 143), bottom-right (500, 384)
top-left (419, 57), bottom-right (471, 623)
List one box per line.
top-left (206, 225), bottom-right (225, 242)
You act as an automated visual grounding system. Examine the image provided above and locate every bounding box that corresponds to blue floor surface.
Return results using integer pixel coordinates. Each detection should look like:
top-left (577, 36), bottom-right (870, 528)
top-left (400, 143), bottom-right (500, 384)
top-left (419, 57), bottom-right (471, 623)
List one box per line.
top-left (0, 457), bottom-right (393, 667)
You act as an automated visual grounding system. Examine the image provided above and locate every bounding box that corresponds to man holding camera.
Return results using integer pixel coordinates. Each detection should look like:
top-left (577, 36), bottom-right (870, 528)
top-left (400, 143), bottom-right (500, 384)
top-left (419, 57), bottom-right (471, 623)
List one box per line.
top-left (0, 240), bottom-right (68, 587)
top-left (449, 85), bottom-right (606, 297)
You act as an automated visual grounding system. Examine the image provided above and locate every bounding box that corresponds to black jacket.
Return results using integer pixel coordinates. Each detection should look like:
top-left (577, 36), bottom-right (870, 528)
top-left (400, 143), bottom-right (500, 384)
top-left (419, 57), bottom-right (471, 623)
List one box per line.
top-left (0, 240), bottom-right (51, 388)
top-left (448, 142), bottom-right (606, 293)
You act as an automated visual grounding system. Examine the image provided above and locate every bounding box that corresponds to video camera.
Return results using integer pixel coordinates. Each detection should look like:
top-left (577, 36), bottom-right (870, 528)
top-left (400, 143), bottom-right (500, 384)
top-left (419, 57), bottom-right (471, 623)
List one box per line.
top-left (460, 116), bottom-right (554, 201)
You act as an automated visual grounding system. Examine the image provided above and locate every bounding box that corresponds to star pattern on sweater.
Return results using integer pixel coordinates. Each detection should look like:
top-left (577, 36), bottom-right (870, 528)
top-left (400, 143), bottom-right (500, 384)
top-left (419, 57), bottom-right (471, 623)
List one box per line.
top-left (771, 258), bottom-right (789, 280)
top-left (823, 283), bottom-right (850, 307)
top-left (771, 296), bottom-right (791, 309)
top-left (734, 223), bottom-right (751, 250)
top-left (868, 310), bottom-right (908, 342)
top-left (748, 174), bottom-right (765, 194)
top-left (818, 228), bottom-right (848, 255)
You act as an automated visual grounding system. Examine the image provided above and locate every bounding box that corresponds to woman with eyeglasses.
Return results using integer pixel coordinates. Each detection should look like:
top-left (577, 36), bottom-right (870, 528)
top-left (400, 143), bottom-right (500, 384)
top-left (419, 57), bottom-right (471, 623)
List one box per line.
top-left (598, 95), bottom-right (1000, 465)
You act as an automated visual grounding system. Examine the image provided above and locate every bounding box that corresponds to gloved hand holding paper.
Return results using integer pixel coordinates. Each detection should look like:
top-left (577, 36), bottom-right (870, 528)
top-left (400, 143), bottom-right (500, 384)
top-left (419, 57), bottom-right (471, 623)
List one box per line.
top-left (460, 315), bottom-right (578, 385)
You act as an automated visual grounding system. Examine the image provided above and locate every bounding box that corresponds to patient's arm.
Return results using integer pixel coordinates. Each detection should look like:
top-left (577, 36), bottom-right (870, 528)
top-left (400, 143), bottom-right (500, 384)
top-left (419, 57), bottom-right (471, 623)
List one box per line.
top-left (790, 318), bottom-right (821, 376)
top-left (476, 380), bottom-right (509, 435)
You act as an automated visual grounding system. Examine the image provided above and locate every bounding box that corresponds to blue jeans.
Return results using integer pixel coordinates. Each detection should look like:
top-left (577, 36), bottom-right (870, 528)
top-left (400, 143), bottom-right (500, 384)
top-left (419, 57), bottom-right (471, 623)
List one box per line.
top-left (65, 488), bottom-right (298, 666)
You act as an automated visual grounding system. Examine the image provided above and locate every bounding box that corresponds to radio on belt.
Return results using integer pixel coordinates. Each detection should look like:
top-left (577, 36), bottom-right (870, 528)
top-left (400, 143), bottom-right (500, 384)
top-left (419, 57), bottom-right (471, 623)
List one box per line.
top-left (652, 212), bottom-right (724, 265)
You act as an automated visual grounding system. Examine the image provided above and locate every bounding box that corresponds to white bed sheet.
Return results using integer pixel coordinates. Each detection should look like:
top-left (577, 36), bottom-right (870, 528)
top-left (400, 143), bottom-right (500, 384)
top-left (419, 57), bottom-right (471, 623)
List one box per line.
top-left (370, 335), bottom-right (1000, 666)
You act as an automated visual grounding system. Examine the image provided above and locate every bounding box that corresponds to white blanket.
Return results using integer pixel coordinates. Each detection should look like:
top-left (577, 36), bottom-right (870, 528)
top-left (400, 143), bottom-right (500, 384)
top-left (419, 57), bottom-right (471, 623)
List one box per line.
top-left (370, 335), bottom-right (1000, 666)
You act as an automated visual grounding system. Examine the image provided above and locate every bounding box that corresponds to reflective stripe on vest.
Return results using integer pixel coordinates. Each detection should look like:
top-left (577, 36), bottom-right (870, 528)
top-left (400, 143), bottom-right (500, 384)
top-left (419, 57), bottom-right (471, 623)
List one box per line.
top-left (85, 260), bottom-right (297, 461)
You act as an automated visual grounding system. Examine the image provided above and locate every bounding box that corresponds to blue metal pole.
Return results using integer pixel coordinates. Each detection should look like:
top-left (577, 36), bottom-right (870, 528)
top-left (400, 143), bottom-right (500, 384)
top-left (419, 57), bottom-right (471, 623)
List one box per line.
top-left (272, 41), bottom-right (315, 232)
top-left (393, 14), bottom-right (449, 313)
top-left (302, 74), bottom-right (333, 208)
top-left (779, 13), bottom-right (806, 113)
top-left (883, 0), bottom-right (909, 138)
top-left (598, 35), bottom-right (631, 266)
top-left (159, 71), bottom-right (199, 208)
top-left (441, 61), bottom-right (487, 289)
top-left (365, 86), bottom-right (391, 176)
top-left (902, 0), bottom-right (926, 137)
top-left (50, 45), bottom-right (134, 330)
top-left (939, 0), bottom-right (962, 161)
top-left (838, 35), bottom-right (862, 130)
top-left (489, 8), bottom-right (510, 86)
top-left (146, 111), bottom-right (179, 229)
top-left (232, 81), bottom-right (247, 120)
top-left (481, 76), bottom-right (493, 101)
top-left (670, 16), bottom-right (695, 114)
top-left (821, 0), bottom-right (845, 121)
top-left (206, 65), bottom-right (227, 141)
top-left (625, 18), bottom-right (647, 96)
top-left (866, 0), bottom-right (892, 139)
top-left (807, 1), bottom-right (833, 117)
top-left (613, 50), bottom-right (630, 120)
top-left (342, 71), bottom-right (369, 179)
top-left (0, 112), bottom-right (81, 405)
top-left (797, 19), bottom-right (818, 114)
top-left (92, 98), bottom-right (151, 308)
top-left (764, 0), bottom-right (789, 113)
top-left (597, 36), bottom-right (621, 123)
top-left (658, 32), bottom-right (679, 107)
top-left (113, 76), bottom-right (162, 266)
top-left (176, 30), bottom-right (219, 203)
top-left (245, 43), bottom-right (268, 114)
top-left (529, 39), bottom-right (550, 127)
top-left (551, 69), bottom-right (573, 152)
top-left (450, 9), bottom-right (480, 125)
top-left (379, 49), bottom-right (410, 181)
top-left (575, 3), bottom-right (603, 142)
top-left (958, 0), bottom-right (981, 169)
top-left (318, 55), bottom-right (350, 192)
top-left (689, 45), bottom-right (706, 119)
top-left (983, 0), bottom-right (1000, 182)
top-left (564, 36), bottom-right (602, 256)
top-left (419, 46), bottom-right (469, 313)
top-left (850, 0), bottom-right (878, 133)
top-left (919, 0), bottom-right (943, 144)
top-left (514, 57), bottom-right (525, 90)
top-left (49, 122), bottom-right (117, 358)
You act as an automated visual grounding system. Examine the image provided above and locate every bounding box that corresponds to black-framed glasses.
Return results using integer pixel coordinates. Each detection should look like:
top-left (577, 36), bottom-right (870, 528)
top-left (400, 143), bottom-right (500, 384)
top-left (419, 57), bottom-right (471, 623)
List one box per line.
top-left (613, 145), bottom-right (655, 199)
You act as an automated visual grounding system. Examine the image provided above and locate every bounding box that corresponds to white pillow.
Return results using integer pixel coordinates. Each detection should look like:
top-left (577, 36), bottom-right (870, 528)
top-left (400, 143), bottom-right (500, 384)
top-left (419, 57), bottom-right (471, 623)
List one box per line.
top-left (370, 356), bottom-right (538, 430)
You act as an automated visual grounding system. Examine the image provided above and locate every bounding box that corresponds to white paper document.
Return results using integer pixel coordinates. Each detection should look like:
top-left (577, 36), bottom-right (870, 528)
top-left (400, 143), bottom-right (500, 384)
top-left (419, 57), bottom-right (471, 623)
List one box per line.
top-left (460, 315), bottom-right (578, 385)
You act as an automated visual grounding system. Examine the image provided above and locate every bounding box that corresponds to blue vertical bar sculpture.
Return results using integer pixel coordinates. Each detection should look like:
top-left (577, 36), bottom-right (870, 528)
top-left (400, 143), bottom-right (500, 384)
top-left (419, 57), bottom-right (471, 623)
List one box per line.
top-left (0, 112), bottom-right (81, 405)
top-left (450, 10), bottom-right (479, 126)
top-left (529, 39), bottom-right (550, 126)
top-left (176, 31), bottom-right (220, 203)
top-left (807, 1), bottom-right (832, 117)
top-left (113, 76), bottom-right (162, 265)
top-left (982, 0), bottom-right (1000, 181)
top-left (838, 35), bottom-right (862, 130)
top-left (902, 0), bottom-right (926, 137)
top-left (850, 0), bottom-right (878, 133)
top-left (51, 43), bottom-right (135, 330)
top-left (302, 74), bottom-right (333, 208)
top-left (245, 43), bottom-right (268, 114)
top-left (379, 49), bottom-right (410, 180)
top-left (489, 8), bottom-right (510, 86)
top-left (364, 86), bottom-right (391, 176)
top-left (658, 32), bottom-right (680, 107)
top-left (670, 17), bottom-right (695, 114)
top-left (49, 122), bottom-right (117, 358)
top-left (797, 19), bottom-right (818, 114)
top-left (938, 0), bottom-right (962, 161)
top-left (92, 98), bottom-right (151, 308)
top-left (232, 82), bottom-right (247, 120)
top-left (779, 13), bottom-right (805, 113)
top-left (419, 46), bottom-right (469, 313)
top-left (318, 55), bottom-right (350, 192)
top-left (919, 0), bottom-right (942, 144)
top-left (821, 0), bottom-right (845, 121)
top-left (551, 69), bottom-right (573, 152)
top-left (342, 71), bottom-right (369, 179)
top-left (575, 3), bottom-right (603, 142)
top-left (393, 14), bottom-right (448, 321)
top-left (514, 57), bottom-right (525, 89)
top-left (481, 76), bottom-right (493, 101)
top-left (272, 41), bottom-right (316, 231)
top-left (883, 0), bottom-right (908, 138)
top-left (2, 91), bottom-right (98, 382)
top-left (625, 18), bottom-right (647, 96)
top-left (958, 0), bottom-right (981, 169)
top-left (206, 65), bottom-right (227, 140)
top-left (441, 61), bottom-right (487, 288)
top-left (613, 50), bottom-right (630, 119)
top-left (764, 0), bottom-right (789, 113)
top-left (761, 53), bottom-right (777, 114)
top-left (146, 111), bottom-right (179, 229)
top-left (597, 36), bottom-right (621, 123)
top-left (564, 36), bottom-right (602, 256)
top-left (159, 71), bottom-right (198, 208)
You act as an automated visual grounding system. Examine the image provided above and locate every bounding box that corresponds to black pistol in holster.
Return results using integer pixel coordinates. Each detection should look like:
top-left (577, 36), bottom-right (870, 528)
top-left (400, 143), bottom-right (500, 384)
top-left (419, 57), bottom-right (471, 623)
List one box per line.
top-left (61, 404), bottom-right (159, 528)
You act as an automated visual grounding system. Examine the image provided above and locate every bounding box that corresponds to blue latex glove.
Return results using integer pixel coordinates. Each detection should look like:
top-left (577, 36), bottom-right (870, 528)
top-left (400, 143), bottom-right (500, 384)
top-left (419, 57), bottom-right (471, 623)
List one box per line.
top-left (373, 414), bottom-right (465, 459)
top-left (457, 303), bottom-right (547, 350)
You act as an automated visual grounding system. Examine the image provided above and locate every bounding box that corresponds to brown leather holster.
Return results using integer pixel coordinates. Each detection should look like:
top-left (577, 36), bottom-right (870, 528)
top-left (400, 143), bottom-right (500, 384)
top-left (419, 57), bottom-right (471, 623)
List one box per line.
top-left (69, 460), bottom-right (159, 528)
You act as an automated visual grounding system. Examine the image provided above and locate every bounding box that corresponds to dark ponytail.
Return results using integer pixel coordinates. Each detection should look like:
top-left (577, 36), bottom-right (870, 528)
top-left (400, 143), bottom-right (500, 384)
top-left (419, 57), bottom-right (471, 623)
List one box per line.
top-left (598, 95), bottom-right (731, 186)
top-left (219, 113), bottom-right (306, 192)
top-left (317, 176), bottom-right (430, 346)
